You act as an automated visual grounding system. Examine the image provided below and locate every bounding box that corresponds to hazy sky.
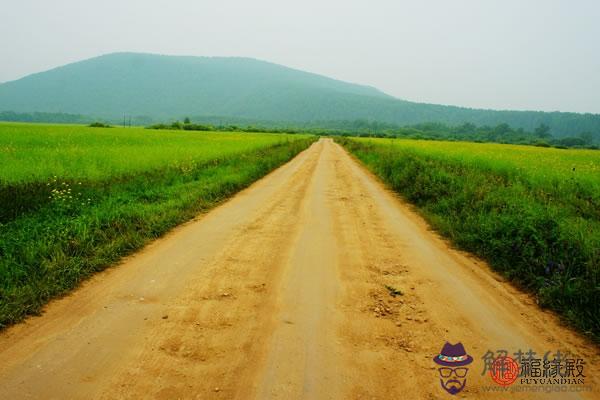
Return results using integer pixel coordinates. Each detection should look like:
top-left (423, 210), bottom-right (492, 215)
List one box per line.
top-left (1, 0), bottom-right (599, 113)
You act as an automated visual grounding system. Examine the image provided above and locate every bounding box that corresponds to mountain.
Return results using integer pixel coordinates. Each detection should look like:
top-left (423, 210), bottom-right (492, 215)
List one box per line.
top-left (0, 52), bottom-right (599, 138)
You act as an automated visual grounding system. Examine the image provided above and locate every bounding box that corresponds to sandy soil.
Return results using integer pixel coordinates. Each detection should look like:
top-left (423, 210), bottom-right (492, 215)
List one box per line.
top-left (0, 138), bottom-right (598, 399)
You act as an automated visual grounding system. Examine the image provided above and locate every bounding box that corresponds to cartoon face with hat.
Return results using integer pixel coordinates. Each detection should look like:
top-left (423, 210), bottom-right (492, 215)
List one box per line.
top-left (433, 342), bottom-right (473, 395)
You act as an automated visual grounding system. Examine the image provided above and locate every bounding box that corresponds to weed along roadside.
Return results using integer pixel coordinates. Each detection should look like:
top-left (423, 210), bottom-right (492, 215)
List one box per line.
top-left (336, 136), bottom-right (600, 341)
top-left (0, 123), bottom-right (316, 329)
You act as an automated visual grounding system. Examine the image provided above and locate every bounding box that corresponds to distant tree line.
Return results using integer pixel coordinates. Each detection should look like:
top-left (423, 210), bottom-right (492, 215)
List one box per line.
top-left (88, 122), bottom-right (112, 128)
top-left (1, 111), bottom-right (597, 149)
top-left (0, 111), bottom-right (93, 124)
top-left (352, 121), bottom-right (598, 149)
top-left (0, 111), bottom-right (154, 127)
top-left (148, 118), bottom-right (212, 131)
top-left (147, 117), bottom-right (598, 150)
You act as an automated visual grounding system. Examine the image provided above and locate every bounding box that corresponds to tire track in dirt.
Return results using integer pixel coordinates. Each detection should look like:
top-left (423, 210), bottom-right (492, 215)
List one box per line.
top-left (98, 139), bottom-right (323, 400)
top-left (256, 138), bottom-right (341, 399)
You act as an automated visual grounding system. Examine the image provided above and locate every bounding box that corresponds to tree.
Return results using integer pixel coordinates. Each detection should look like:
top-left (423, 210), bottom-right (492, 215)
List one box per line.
top-left (579, 131), bottom-right (593, 145)
top-left (557, 137), bottom-right (586, 147)
top-left (459, 122), bottom-right (476, 133)
top-left (534, 123), bottom-right (551, 138)
top-left (184, 117), bottom-right (191, 124)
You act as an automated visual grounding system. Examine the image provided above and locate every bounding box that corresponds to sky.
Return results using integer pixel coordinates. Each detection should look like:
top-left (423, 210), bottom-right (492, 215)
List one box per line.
top-left (1, 0), bottom-right (599, 114)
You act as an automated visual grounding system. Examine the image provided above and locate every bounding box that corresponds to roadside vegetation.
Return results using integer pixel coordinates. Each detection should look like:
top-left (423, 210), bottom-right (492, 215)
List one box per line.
top-left (337, 137), bottom-right (600, 341)
top-left (0, 122), bottom-right (315, 328)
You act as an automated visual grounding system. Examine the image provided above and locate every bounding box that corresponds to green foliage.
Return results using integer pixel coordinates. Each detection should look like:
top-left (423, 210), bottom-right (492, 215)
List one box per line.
top-left (556, 137), bottom-right (588, 147)
top-left (88, 122), bottom-right (111, 128)
top-left (0, 122), bottom-right (315, 328)
top-left (534, 123), bottom-right (551, 138)
top-left (0, 111), bottom-right (93, 124)
top-left (148, 121), bottom-right (213, 131)
top-left (338, 137), bottom-right (600, 341)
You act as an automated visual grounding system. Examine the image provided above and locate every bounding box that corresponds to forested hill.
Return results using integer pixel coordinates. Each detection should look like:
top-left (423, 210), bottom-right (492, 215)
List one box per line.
top-left (0, 52), bottom-right (598, 138)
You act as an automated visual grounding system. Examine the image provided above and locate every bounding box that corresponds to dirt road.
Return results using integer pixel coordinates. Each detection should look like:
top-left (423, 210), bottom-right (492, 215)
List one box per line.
top-left (0, 138), bottom-right (598, 399)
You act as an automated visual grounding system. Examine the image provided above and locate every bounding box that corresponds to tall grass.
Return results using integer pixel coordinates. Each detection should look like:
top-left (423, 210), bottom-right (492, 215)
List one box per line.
top-left (0, 123), bottom-right (315, 328)
top-left (338, 137), bottom-right (600, 341)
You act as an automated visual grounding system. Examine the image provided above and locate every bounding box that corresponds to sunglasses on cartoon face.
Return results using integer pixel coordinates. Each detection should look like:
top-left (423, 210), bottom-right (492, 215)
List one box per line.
top-left (438, 367), bottom-right (468, 378)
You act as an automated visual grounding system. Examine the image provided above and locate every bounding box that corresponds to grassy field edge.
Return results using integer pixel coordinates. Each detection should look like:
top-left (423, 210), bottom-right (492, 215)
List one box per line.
top-left (0, 137), bottom-right (316, 329)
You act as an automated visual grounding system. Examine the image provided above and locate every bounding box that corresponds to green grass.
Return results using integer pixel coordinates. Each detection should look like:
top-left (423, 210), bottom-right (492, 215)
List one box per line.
top-left (337, 137), bottom-right (600, 341)
top-left (0, 122), bottom-right (306, 182)
top-left (0, 122), bottom-right (315, 328)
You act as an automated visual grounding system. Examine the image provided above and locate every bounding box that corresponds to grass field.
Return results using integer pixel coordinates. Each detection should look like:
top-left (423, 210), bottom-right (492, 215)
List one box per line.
top-left (337, 137), bottom-right (600, 340)
top-left (0, 122), bottom-right (315, 328)
top-left (0, 123), bottom-right (308, 182)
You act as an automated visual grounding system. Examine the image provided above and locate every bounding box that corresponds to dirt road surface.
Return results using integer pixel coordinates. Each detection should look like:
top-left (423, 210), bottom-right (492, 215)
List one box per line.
top-left (0, 138), bottom-right (598, 399)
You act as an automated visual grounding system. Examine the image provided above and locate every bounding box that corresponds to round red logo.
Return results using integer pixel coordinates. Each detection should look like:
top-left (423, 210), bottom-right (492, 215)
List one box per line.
top-left (490, 356), bottom-right (519, 386)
